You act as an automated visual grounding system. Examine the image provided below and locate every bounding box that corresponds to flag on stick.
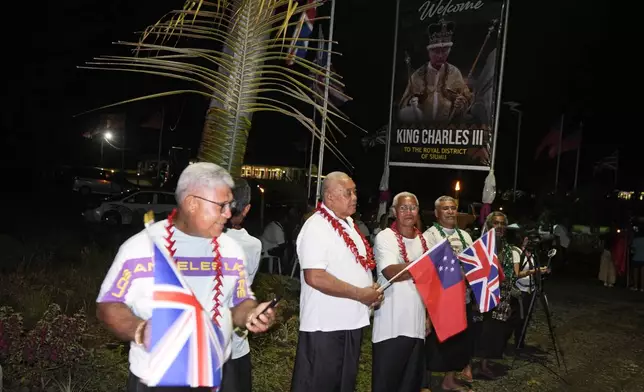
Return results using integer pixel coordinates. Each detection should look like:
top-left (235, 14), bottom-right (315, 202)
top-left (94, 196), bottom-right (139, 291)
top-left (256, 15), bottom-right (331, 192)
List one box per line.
top-left (146, 239), bottom-right (225, 387)
top-left (457, 229), bottom-right (502, 313)
top-left (381, 239), bottom-right (467, 342)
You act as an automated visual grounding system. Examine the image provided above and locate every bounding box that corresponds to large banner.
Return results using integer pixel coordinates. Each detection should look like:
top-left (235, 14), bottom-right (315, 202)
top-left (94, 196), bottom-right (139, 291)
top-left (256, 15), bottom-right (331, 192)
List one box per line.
top-left (388, 0), bottom-right (506, 171)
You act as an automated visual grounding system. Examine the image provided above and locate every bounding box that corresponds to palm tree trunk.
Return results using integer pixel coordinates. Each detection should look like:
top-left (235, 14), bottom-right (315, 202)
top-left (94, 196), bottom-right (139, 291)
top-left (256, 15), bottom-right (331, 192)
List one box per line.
top-left (198, 0), bottom-right (272, 177)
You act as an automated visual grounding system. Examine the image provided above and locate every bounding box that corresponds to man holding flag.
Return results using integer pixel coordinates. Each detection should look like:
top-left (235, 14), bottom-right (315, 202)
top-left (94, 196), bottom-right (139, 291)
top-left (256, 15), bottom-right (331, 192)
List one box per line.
top-left (423, 196), bottom-right (474, 391)
top-left (96, 163), bottom-right (276, 391)
top-left (371, 192), bottom-right (429, 392)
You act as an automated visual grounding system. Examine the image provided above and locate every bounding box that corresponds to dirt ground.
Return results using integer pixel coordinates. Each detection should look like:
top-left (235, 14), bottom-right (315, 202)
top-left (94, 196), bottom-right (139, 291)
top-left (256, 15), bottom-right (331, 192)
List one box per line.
top-left (453, 276), bottom-right (644, 392)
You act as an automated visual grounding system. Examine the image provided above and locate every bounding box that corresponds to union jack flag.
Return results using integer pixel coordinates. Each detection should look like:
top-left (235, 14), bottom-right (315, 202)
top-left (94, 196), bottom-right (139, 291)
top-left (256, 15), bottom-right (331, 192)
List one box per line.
top-left (286, 0), bottom-right (319, 65)
top-left (147, 243), bottom-right (225, 388)
top-left (457, 229), bottom-right (503, 313)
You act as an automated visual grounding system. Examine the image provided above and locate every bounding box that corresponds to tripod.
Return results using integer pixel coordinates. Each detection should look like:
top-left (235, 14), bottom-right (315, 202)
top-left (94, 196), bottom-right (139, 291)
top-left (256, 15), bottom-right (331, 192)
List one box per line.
top-left (512, 246), bottom-right (569, 381)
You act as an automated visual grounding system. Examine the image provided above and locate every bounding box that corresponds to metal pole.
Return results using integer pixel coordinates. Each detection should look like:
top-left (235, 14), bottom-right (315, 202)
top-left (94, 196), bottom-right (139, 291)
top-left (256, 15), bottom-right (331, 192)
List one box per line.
top-left (156, 107), bottom-right (166, 182)
top-left (555, 113), bottom-right (564, 191)
top-left (384, 0), bottom-right (401, 171)
top-left (100, 139), bottom-right (104, 167)
top-left (573, 121), bottom-right (582, 191)
top-left (307, 109), bottom-right (316, 202)
top-left (512, 109), bottom-right (522, 201)
top-left (314, 0), bottom-right (337, 201)
top-left (489, 0), bottom-right (512, 170)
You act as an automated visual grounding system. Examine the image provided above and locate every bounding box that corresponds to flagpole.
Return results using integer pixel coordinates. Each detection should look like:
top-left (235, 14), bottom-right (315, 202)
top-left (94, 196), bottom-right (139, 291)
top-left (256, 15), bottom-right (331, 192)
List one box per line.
top-left (307, 108), bottom-right (316, 202)
top-left (314, 0), bottom-right (337, 201)
top-left (489, 0), bottom-right (512, 170)
top-left (573, 121), bottom-right (582, 191)
top-left (384, 0), bottom-right (401, 173)
top-left (554, 113), bottom-right (564, 191)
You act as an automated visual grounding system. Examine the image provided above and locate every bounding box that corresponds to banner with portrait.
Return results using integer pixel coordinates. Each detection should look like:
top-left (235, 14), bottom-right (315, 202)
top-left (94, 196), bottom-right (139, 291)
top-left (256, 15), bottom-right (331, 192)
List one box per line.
top-left (388, 0), bottom-right (506, 171)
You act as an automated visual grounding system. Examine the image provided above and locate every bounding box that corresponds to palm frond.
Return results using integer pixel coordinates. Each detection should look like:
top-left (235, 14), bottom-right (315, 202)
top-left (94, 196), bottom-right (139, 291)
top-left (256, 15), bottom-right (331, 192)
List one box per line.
top-left (80, 0), bottom-right (357, 177)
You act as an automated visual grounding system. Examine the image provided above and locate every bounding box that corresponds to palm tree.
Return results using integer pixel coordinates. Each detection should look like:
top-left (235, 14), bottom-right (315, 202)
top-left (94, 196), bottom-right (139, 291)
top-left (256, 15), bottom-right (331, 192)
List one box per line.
top-left (82, 0), bottom-right (353, 177)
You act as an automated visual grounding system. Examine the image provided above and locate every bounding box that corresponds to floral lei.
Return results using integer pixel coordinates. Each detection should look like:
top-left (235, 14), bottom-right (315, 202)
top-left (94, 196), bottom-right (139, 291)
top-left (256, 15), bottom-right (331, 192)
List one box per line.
top-left (165, 209), bottom-right (224, 327)
top-left (316, 202), bottom-right (376, 271)
top-left (390, 221), bottom-right (429, 263)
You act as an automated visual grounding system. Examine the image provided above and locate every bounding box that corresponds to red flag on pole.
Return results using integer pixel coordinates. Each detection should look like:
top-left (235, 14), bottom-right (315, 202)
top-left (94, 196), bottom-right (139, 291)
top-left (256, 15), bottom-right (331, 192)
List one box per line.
top-left (407, 240), bottom-right (467, 342)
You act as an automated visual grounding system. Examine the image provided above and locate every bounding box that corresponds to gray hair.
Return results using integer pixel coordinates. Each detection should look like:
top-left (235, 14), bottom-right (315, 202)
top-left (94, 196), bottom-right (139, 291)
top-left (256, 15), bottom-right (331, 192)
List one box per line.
top-left (390, 192), bottom-right (419, 215)
top-left (321, 171), bottom-right (351, 199)
top-left (175, 162), bottom-right (235, 204)
top-left (231, 178), bottom-right (251, 216)
top-left (434, 195), bottom-right (457, 209)
top-left (484, 211), bottom-right (508, 231)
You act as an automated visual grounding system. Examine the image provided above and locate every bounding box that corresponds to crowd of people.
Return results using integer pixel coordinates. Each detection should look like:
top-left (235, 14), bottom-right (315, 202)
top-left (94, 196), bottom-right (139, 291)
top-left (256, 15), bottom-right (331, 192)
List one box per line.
top-left (95, 163), bottom-right (551, 392)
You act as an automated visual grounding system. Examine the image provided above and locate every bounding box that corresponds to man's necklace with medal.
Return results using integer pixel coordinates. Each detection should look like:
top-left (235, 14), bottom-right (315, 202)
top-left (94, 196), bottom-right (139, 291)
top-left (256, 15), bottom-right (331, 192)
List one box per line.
top-left (390, 221), bottom-right (428, 263)
top-left (316, 203), bottom-right (375, 270)
top-left (433, 222), bottom-right (467, 253)
top-left (164, 209), bottom-right (224, 327)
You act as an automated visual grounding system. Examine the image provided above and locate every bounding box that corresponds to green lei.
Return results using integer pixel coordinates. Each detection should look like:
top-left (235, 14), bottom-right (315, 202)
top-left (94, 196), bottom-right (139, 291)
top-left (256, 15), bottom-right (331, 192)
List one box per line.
top-left (433, 222), bottom-right (468, 252)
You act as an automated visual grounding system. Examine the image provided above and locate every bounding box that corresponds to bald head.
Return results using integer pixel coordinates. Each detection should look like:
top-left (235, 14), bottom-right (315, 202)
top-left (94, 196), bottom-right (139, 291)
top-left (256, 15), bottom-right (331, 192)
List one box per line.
top-left (321, 171), bottom-right (357, 219)
top-left (322, 172), bottom-right (351, 198)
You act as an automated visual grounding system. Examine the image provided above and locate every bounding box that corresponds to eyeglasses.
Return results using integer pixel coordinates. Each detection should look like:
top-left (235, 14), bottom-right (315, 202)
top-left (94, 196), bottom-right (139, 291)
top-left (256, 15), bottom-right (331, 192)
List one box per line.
top-left (190, 195), bottom-right (236, 212)
top-left (399, 205), bottom-right (419, 212)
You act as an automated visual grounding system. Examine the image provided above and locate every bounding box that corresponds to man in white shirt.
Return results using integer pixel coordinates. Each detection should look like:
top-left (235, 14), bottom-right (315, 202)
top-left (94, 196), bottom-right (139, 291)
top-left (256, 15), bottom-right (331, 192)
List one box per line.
top-left (221, 179), bottom-right (262, 392)
top-left (423, 195), bottom-right (473, 391)
top-left (291, 172), bottom-right (383, 392)
top-left (96, 163), bottom-right (276, 392)
top-left (372, 192), bottom-right (429, 392)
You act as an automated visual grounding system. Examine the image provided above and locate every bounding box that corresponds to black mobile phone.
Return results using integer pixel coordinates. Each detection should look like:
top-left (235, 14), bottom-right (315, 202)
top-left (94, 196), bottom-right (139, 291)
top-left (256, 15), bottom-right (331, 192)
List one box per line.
top-left (259, 295), bottom-right (282, 315)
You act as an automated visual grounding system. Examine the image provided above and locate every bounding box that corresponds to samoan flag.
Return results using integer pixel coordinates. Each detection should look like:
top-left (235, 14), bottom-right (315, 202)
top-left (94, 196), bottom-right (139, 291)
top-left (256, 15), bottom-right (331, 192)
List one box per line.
top-left (407, 239), bottom-right (467, 342)
top-left (286, 0), bottom-right (319, 65)
top-left (146, 242), bottom-right (225, 388)
top-left (457, 229), bottom-right (503, 313)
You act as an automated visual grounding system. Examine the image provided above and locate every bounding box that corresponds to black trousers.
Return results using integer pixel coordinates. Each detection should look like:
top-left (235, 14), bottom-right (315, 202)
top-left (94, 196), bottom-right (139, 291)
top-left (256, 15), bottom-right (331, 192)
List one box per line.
top-left (126, 372), bottom-right (211, 392)
top-left (290, 328), bottom-right (364, 392)
top-left (220, 353), bottom-right (252, 392)
top-left (372, 336), bottom-right (424, 392)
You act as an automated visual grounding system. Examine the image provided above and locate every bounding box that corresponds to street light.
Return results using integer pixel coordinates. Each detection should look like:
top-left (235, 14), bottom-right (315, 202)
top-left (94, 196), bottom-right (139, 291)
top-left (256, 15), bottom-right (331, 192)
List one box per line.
top-left (504, 101), bottom-right (522, 202)
top-left (104, 131), bottom-right (113, 140)
top-left (258, 185), bottom-right (265, 230)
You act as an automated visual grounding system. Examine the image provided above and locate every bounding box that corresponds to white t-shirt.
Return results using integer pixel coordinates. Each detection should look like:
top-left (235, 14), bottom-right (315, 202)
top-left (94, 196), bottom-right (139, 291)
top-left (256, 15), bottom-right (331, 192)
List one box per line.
top-left (424, 225), bottom-right (473, 303)
top-left (512, 246), bottom-right (535, 293)
top-left (372, 228), bottom-right (427, 343)
top-left (226, 228), bottom-right (262, 360)
top-left (296, 204), bottom-right (374, 332)
top-left (96, 220), bottom-right (255, 381)
top-left (260, 221), bottom-right (285, 252)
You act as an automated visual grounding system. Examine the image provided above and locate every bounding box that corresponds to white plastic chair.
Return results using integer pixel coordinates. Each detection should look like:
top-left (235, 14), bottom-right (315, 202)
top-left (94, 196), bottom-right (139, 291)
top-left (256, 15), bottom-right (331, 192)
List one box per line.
top-left (261, 250), bottom-right (281, 275)
top-left (290, 254), bottom-right (300, 278)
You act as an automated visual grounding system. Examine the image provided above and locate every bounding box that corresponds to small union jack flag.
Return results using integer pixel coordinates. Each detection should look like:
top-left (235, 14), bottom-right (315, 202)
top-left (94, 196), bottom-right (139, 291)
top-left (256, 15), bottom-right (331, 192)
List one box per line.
top-left (146, 243), bottom-right (225, 388)
top-left (457, 229), bottom-right (503, 313)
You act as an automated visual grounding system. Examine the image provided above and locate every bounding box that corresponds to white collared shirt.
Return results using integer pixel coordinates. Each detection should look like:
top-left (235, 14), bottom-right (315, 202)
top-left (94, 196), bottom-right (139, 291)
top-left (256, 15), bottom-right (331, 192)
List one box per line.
top-left (296, 203), bottom-right (374, 332)
top-left (372, 228), bottom-right (427, 343)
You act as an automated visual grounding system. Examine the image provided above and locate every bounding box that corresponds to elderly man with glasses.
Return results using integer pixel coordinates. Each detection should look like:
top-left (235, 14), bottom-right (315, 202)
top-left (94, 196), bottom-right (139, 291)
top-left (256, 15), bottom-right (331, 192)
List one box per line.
top-left (96, 162), bottom-right (276, 392)
top-left (371, 192), bottom-right (430, 392)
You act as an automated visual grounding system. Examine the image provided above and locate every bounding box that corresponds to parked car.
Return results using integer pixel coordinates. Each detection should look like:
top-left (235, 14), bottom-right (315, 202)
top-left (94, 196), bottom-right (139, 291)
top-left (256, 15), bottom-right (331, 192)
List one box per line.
top-left (72, 168), bottom-right (138, 196)
top-left (83, 189), bottom-right (175, 225)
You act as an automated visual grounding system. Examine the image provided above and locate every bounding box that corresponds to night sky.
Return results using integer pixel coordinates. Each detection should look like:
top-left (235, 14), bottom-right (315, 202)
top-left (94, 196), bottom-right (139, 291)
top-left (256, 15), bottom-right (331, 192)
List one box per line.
top-left (1, 0), bottom-right (627, 201)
